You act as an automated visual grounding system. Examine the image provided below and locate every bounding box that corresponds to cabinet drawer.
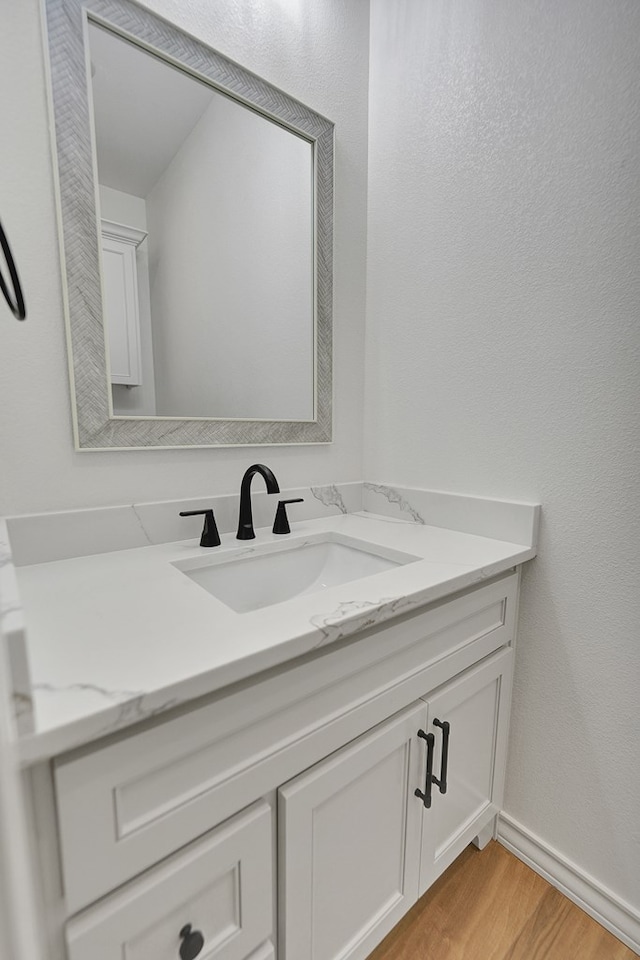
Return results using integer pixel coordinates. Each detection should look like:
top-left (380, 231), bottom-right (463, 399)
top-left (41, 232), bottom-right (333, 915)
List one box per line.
top-left (55, 572), bottom-right (517, 913)
top-left (65, 800), bottom-right (272, 960)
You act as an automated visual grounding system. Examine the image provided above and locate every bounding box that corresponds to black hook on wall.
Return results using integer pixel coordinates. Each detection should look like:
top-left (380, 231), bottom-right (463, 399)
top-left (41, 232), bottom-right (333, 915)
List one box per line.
top-left (0, 219), bottom-right (26, 320)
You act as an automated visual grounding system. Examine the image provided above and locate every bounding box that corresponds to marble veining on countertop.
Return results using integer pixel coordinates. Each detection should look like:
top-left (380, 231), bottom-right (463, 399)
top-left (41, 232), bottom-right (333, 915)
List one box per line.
top-left (8, 506), bottom-right (538, 764)
top-left (1, 481), bottom-right (540, 763)
top-left (0, 520), bottom-right (33, 736)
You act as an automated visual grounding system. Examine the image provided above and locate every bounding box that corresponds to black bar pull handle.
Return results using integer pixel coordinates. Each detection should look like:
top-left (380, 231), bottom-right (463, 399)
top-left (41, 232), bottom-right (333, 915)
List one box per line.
top-left (432, 718), bottom-right (450, 795)
top-left (414, 730), bottom-right (435, 808)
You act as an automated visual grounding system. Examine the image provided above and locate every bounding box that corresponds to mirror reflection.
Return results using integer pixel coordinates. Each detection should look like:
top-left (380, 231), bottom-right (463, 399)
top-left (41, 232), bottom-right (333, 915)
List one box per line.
top-left (89, 21), bottom-right (315, 421)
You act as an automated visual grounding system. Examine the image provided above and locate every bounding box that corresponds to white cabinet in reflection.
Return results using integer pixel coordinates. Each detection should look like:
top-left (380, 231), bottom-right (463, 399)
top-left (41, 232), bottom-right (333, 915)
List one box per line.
top-left (100, 218), bottom-right (147, 386)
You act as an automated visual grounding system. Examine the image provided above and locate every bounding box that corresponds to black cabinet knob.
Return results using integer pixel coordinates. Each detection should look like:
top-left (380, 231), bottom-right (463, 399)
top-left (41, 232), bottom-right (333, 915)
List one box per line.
top-left (179, 924), bottom-right (204, 960)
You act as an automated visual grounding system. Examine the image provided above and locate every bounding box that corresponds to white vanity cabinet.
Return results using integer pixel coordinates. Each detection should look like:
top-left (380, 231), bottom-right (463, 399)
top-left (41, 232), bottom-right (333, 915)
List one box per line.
top-left (418, 649), bottom-right (513, 896)
top-left (277, 649), bottom-right (513, 960)
top-left (278, 703), bottom-right (425, 960)
top-left (39, 570), bottom-right (521, 960)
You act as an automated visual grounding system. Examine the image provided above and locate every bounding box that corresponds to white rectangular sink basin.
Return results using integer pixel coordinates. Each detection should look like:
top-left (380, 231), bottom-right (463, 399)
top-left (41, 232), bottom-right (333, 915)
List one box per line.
top-left (173, 534), bottom-right (419, 614)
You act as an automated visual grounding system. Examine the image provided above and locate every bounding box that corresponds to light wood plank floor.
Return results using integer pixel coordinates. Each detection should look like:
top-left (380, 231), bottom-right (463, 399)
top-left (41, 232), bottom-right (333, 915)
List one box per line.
top-left (367, 842), bottom-right (637, 960)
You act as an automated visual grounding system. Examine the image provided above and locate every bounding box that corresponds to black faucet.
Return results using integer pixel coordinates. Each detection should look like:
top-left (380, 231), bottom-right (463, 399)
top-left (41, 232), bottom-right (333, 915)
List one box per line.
top-left (236, 464), bottom-right (280, 540)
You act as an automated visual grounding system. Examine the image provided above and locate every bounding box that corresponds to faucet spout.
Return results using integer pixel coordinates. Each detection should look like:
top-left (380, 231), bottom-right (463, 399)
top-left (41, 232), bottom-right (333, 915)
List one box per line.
top-left (236, 463), bottom-right (280, 540)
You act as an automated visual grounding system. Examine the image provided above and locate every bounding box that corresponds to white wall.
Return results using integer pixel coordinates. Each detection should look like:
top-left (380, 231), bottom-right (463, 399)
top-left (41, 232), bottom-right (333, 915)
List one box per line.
top-left (0, 0), bottom-right (369, 514)
top-left (147, 91), bottom-right (313, 419)
top-left (366, 0), bottom-right (640, 910)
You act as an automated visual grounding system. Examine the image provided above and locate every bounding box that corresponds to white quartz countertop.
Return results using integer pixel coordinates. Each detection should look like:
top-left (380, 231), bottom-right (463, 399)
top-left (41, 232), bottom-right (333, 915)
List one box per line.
top-left (13, 512), bottom-right (536, 763)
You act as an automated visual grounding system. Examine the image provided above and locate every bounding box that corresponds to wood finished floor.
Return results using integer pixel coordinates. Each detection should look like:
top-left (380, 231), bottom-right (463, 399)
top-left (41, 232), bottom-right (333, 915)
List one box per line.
top-left (367, 842), bottom-right (637, 960)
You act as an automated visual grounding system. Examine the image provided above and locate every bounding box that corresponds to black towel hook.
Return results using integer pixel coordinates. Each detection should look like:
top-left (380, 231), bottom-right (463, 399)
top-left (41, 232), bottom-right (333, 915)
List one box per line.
top-left (0, 219), bottom-right (26, 320)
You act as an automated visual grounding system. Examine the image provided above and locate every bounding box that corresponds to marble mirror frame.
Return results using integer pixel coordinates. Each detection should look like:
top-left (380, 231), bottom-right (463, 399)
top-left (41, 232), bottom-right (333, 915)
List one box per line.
top-left (44, 0), bottom-right (333, 449)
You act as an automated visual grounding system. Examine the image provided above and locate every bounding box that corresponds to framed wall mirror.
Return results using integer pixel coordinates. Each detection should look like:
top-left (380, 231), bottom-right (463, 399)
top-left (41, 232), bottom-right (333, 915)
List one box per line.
top-left (44, 0), bottom-right (333, 448)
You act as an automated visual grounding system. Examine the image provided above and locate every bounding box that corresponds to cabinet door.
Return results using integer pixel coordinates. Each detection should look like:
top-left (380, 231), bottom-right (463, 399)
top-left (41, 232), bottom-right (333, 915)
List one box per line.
top-left (65, 801), bottom-right (272, 960)
top-left (418, 648), bottom-right (513, 895)
top-left (278, 702), bottom-right (426, 960)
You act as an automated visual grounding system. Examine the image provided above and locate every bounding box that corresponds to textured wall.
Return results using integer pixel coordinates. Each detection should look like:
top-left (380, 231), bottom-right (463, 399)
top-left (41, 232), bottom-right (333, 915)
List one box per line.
top-left (366, 0), bottom-right (640, 908)
top-left (0, 0), bottom-right (369, 512)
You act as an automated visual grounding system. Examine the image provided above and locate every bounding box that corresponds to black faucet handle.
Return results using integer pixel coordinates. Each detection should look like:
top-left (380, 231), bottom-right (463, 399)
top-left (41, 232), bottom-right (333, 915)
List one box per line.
top-left (273, 499), bottom-right (304, 535)
top-left (179, 509), bottom-right (221, 548)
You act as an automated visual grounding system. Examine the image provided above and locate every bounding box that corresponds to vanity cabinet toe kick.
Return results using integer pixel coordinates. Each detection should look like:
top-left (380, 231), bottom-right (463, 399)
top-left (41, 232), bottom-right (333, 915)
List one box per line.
top-left (35, 570), bottom-right (519, 960)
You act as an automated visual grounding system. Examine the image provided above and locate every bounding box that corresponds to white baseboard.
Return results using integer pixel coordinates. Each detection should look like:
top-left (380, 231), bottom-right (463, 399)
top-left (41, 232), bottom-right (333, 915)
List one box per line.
top-left (497, 813), bottom-right (640, 955)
